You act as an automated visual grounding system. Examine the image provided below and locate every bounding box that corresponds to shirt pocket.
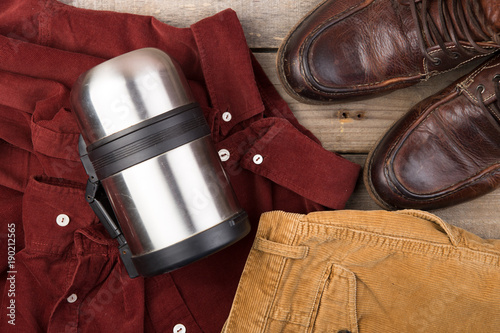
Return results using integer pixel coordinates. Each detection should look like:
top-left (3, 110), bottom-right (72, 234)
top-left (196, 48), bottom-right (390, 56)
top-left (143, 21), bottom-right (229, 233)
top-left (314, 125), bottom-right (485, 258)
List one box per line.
top-left (258, 237), bottom-right (358, 333)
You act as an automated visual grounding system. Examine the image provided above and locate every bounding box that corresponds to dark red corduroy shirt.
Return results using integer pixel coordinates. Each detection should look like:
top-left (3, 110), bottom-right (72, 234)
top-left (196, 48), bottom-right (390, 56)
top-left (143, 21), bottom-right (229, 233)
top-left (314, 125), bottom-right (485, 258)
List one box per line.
top-left (0, 1), bottom-right (360, 332)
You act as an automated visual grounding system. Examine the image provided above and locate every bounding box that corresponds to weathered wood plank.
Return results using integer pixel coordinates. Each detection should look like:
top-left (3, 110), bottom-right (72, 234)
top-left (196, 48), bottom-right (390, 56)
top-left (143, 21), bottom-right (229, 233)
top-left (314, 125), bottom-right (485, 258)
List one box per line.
top-left (255, 53), bottom-right (483, 153)
top-left (59, 0), bottom-right (320, 48)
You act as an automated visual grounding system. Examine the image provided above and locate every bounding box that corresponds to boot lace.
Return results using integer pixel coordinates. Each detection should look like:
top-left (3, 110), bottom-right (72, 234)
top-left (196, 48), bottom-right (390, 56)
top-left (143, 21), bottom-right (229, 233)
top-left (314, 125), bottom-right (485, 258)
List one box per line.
top-left (406, 0), bottom-right (500, 65)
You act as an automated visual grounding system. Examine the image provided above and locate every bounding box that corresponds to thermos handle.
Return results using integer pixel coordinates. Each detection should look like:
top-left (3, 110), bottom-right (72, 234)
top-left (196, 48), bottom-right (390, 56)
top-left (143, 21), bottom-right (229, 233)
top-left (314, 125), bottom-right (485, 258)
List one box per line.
top-left (79, 136), bottom-right (139, 278)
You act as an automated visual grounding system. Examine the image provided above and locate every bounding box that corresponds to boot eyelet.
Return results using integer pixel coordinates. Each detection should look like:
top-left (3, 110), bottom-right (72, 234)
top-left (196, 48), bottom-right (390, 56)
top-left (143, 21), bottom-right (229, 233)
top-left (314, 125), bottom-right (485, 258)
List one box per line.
top-left (432, 58), bottom-right (441, 66)
top-left (493, 74), bottom-right (500, 82)
top-left (476, 84), bottom-right (485, 94)
top-left (451, 52), bottom-right (460, 59)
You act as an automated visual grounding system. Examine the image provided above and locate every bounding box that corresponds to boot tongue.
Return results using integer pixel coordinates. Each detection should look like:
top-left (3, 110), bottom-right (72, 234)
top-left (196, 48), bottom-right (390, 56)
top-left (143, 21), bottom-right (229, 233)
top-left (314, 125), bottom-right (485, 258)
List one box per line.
top-left (479, 0), bottom-right (500, 32)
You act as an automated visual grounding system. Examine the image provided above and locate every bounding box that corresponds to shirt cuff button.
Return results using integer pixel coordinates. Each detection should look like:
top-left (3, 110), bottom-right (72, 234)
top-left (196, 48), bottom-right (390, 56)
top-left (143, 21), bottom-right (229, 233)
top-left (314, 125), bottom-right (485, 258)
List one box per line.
top-left (253, 154), bottom-right (263, 165)
top-left (173, 323), bottom-right (186, 333)
top-left (56, 214), bottom-right (70, 227)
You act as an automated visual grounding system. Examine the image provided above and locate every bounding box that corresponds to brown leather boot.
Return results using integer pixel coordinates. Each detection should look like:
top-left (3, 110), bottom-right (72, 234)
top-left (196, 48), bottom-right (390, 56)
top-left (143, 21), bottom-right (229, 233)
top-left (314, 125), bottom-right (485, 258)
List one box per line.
top-left (364, 53), bottom-right (500, 210)
top-left (277, 0), bottom-right (500, 103)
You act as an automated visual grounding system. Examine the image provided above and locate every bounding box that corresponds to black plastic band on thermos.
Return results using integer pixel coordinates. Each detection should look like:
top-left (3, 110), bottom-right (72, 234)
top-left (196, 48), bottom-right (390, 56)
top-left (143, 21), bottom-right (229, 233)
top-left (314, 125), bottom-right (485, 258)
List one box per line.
top-left (86, 103), bottom-right (210, 180)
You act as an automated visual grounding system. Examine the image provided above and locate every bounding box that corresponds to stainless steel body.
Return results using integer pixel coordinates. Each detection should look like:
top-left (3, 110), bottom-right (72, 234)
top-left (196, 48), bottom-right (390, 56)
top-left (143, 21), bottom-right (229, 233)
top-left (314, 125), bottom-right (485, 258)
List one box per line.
top-left (71, 48), bottom-right (249, 276)
top-left (101, 135), bottom-right (241, 255)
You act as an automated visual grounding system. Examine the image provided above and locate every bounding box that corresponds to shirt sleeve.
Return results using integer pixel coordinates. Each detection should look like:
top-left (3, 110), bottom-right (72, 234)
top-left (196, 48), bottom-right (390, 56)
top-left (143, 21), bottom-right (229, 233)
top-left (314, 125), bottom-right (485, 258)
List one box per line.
top-left (219, 117), bottom-right (360, 210)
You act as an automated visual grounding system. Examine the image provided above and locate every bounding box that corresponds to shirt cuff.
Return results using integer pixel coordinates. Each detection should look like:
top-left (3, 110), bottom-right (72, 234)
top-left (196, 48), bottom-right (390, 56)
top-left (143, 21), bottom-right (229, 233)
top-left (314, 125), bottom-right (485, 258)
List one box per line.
top-left (239, 118), bottom-right (360, 209)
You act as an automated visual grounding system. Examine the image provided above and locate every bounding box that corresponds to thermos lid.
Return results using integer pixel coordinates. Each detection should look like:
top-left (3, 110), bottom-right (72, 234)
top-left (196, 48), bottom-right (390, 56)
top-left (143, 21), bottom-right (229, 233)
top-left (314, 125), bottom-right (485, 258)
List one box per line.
top-left (71, 48), bottom-right (196, 145)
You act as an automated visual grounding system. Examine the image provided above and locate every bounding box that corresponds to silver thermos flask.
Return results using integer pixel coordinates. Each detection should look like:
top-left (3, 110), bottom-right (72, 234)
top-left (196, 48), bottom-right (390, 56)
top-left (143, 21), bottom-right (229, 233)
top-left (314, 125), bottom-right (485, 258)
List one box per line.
top-left (71, 48), bottom-right (250, 278)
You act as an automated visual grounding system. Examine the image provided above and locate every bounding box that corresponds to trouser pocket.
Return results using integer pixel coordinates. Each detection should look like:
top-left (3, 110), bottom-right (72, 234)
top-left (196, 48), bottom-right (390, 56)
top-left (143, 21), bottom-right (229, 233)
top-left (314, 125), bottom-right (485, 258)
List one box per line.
top-left (255, 237), bottom-right (358, 333)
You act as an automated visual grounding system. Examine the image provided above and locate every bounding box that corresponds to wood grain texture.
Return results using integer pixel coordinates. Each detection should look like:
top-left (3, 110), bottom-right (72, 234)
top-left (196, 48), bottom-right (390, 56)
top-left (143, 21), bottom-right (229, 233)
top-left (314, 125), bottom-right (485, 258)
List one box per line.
top-left (59, 0), bottom-right (321, 48)
top-left (254, 53), bottom-right (483, 153)
top-left (59, 0), bottom-right (500, 238)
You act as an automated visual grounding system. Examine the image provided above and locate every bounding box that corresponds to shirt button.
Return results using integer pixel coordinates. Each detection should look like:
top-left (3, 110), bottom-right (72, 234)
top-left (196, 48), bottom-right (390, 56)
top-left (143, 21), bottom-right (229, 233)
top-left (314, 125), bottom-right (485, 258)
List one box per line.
top-left (56, 214), bottom-right (70, 227)
top-left (173, 323), bottom-right (186, 333)
top-left (222, 111), bottom-right (232, 122)
top-left (253, 154), bottom-right (263, 165)
top-left (218, 149), bottom-right (230, 162)
top-left (67, 294), bottom-right (78, 303)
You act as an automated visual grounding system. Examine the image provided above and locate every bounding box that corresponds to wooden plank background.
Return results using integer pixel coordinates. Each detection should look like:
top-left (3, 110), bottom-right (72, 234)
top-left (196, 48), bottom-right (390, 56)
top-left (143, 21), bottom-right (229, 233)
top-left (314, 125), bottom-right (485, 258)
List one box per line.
top-left (60, 0), bottom-right (500, 239)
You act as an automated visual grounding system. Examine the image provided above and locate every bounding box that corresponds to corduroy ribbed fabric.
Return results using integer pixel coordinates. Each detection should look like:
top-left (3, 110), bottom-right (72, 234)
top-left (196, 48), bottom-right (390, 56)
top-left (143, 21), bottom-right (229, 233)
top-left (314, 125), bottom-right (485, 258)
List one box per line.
top-left (223, 210), bottom-right (500, 332)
